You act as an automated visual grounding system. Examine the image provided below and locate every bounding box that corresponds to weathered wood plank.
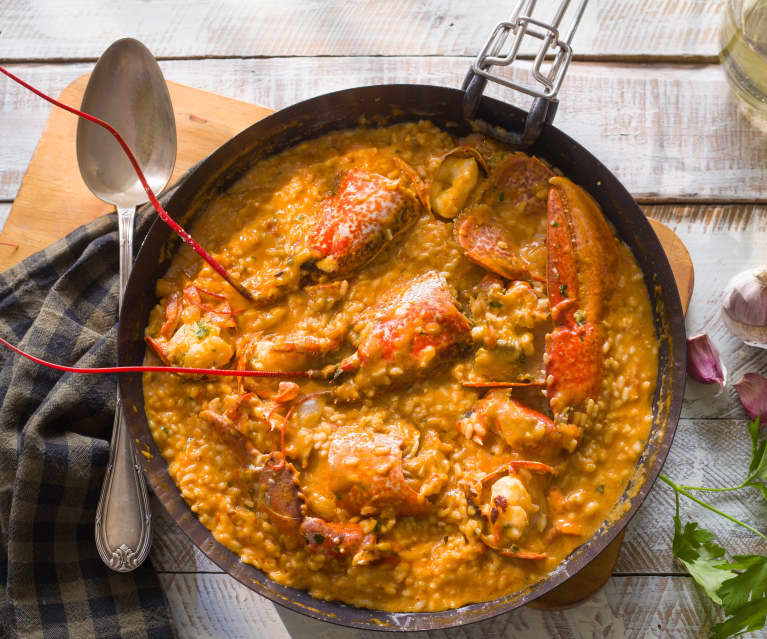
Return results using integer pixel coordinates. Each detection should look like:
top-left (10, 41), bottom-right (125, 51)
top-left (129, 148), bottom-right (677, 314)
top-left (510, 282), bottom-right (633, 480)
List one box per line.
top-left (617, 418), bottom-right (767, 574)
top-left (0, 0), bottom-right (725, 62)
top-left (158, 573), bottom-right (724, 638)
top-left (645, 205), bottom-right (767, 420)
top-left (2, 59), bottom-right (766, 203)
top-left (151, 498), bottom-right (218, 574)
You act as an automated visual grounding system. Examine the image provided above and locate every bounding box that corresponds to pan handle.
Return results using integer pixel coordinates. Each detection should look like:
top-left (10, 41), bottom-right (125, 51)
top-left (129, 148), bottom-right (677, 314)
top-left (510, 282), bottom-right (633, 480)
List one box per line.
top-left (462, 0), bottom-right (587, 146)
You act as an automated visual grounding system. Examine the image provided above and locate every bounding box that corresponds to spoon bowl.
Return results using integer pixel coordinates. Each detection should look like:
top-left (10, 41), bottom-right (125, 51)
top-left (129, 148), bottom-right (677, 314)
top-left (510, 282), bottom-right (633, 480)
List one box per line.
top-left (77, 37), bottom-right (176, 572)
top-left (77, 38), bottom-right (176, 207)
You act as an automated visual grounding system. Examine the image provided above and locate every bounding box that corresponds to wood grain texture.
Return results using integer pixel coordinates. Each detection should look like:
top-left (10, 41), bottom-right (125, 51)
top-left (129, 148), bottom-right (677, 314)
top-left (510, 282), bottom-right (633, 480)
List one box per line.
top-left (158, 573), bottom-right (724, 639)
top-left (0, 203), bottom-right (10, 235)
top-left (0, 74), bottom-right (271, 270)
top-left (649, 218), bottom-right (694, 315)
top-left (617, 418), bottom-right (767, 574)
top-left (643, 205), bottom-right (767, 421)
top-left (2, 58), bottom-right (766, 206)
top-left (0, 0), bottom-right (725, 62)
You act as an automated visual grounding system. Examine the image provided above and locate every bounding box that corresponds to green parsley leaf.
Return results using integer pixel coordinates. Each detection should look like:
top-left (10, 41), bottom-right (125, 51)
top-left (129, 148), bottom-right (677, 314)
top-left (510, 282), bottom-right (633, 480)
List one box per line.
top-left (671, 516), bottom-right (734, 605)
top-left (745, 418), bottom-right (767, 490)
top-left (498, 192), bottom-right (505, 202)
top-left (711, 555), bottom-right (767, 638)
top-left (193, 321), bottom-right (210, 339)
top-left (596, 484), bottom-right (604, 494)
top-left (574, 309), bottom-right (586, 326)
top-left (551, 220), bottom-right (559, 227)
top-left (313, 533), bottom-right (325, 544)
top-left (659, 421), bottom-right (767, 639)
top-left (559, 284), bottom-right (568, 298)
top-left (489, 300), bottom-right (503, 309)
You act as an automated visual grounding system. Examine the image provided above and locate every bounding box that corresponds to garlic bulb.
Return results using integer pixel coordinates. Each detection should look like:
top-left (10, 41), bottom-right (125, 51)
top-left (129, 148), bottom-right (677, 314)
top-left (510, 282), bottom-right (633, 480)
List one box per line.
top-left (721, 266), bottom-right (767, 349)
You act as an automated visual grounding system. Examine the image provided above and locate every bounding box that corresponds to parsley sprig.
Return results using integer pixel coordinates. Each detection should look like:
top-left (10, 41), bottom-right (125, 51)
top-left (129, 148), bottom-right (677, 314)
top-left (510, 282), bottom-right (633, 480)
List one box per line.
top-left (659, 418), bottom-right (767, 638)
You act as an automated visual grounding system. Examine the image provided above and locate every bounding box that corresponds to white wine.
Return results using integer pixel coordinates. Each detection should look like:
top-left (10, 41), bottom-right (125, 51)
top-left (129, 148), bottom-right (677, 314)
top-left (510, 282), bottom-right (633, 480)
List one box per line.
top-left (721, 0), bottom-right (767, 112)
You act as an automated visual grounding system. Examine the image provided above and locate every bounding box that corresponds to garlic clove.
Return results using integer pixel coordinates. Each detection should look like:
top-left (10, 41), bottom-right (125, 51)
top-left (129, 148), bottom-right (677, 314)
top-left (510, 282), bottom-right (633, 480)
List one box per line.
top-left (734, 372), bottom-right (767, 422)
top-left (686, 333), bottom-right (727, 393)
top-left (721, 266), bottom-right (767, 349)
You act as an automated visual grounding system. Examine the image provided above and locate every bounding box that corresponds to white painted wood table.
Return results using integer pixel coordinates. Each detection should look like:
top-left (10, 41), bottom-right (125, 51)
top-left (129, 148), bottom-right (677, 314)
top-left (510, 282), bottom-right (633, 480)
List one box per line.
top-left (2, 1), bottom-right (767, 637)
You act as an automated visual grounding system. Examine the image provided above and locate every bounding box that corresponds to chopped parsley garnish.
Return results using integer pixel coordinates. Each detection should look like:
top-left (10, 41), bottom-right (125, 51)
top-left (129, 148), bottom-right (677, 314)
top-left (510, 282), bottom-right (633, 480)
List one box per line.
top-left (313, 533), bottom-right (325, 544)
top-left (596, 484), bottom-right (605, 494)
top-left (489, 300), bottom-right (503, 309)
top-left (559, 284), bottom-right (568, 298)
top-left (498, 192), bottom-right (505, 202)
top-left (193, 321), bottom-right (210, 339)
top-left (574, 309), bottom-right (586, 326)
top-left (551, 220), bottom-right (559, 227)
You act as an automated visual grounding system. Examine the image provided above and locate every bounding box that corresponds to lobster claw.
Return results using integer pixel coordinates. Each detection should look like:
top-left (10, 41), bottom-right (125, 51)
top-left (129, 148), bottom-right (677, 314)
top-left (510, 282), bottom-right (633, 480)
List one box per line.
top-left (545, 177), bottom-right (619, 419)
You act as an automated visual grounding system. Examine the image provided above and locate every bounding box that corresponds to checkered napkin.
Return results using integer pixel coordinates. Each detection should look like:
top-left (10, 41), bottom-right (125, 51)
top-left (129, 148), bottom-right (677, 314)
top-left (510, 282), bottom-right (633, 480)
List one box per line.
top-left (0, 203), bottom-right (173, 638)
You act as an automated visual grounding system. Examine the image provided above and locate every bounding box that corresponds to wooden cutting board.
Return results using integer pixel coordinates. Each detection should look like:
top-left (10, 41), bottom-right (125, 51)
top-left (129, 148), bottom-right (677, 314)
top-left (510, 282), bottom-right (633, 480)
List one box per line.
top-left (0, 75), bottom-right (272, 270)
top-left (0, 74), bottom-right (693, 608)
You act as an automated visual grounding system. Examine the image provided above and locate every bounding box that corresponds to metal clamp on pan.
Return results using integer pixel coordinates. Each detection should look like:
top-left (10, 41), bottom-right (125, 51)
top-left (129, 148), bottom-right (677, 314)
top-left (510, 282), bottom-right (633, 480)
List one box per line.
top-left (462, 0), bottom-right (588, 146)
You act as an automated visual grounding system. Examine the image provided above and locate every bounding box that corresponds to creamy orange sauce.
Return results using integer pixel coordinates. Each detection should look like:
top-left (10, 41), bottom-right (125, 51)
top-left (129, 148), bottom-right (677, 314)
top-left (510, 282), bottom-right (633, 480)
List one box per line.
top-left (142, 121), bottom-right (657, 612)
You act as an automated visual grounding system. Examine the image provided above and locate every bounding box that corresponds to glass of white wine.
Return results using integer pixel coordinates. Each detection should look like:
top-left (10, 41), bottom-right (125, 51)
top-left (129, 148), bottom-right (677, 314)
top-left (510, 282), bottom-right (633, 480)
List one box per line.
top-left (721, 0), bottom-right (767, 112)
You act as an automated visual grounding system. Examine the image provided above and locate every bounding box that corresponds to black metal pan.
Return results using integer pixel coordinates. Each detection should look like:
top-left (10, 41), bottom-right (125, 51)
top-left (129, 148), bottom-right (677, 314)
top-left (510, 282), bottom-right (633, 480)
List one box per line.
top-left (117, 12), bottom-right (686, 632)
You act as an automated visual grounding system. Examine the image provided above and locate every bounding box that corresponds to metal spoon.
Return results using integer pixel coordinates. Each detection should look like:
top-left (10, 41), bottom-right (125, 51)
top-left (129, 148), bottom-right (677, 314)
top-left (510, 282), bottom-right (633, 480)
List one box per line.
top-left (77, 38), bottom-right (176, 572)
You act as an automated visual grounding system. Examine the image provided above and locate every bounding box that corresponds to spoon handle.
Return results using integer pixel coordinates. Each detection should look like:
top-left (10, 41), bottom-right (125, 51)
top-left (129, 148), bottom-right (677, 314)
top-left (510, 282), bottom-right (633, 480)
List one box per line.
top-left (95, 206), bottom-right (152, 572)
